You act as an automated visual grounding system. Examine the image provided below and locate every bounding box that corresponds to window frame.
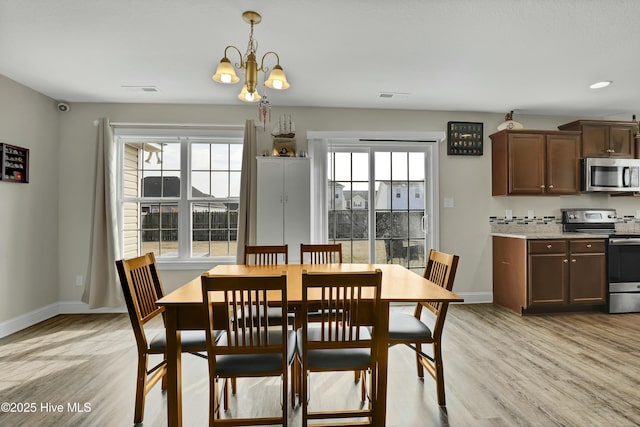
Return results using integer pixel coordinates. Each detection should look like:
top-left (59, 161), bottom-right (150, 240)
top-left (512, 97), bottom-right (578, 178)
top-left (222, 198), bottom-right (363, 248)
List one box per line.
top-left (114, 126), bottom-right (244, 270)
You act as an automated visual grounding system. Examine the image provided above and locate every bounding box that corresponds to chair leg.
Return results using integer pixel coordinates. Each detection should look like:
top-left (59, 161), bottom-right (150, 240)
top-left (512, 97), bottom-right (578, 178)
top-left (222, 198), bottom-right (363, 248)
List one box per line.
top-left (354, 370), bottom-right (360, 383)
top-left (134, 354), bottom-right (148, 424)
top-left (415, 342), bottom-right (425, 378)
top-left (291, 356), bottom-right (298, 408)
top-left (231, 377), bottom-right (237, 394)
top-left (223, 378), bottom-right (230, 411)
top-left (161, 353), bottom-right (167, 390)
top-left (433, 342), bottom-right (446, 406)
top-left (360, 369), bottom-right (366, 403)
top-left (212, 377), bottom-right (221, 422)
top-left (301, 369), bottom-right (308, 427)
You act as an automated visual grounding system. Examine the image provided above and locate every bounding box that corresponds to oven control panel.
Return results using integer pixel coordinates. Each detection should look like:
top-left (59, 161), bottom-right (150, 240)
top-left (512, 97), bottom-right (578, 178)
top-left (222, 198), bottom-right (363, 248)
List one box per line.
top-left (562, 208), bottom-right (617, 224)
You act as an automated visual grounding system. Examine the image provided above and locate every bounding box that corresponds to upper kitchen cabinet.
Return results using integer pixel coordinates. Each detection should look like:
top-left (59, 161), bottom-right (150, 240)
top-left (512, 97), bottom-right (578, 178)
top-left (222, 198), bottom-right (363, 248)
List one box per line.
top-left (490, 129), bottom-right (581, 196)
top-left (558, 120), bottom-right (637, 158)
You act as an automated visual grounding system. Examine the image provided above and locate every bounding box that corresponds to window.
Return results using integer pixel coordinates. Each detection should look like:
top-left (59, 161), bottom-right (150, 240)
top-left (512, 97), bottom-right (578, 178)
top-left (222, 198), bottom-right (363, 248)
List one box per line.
top-left (327, 142), bottom-right (434, 274)
top-left (116, 127), bottom-right (244, 264)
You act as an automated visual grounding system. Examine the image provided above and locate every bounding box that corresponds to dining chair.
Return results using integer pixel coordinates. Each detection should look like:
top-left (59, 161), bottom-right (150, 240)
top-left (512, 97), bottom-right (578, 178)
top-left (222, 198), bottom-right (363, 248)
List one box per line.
top-left (201, 272), bottom-right (295, 426)
top-left (387, 249), bottom-right (459, 406)
top-left (116, 252), bottom-right (208, 424)
top-left (297, 269), bottom-right (382, 427)
top-left (300, 243), bottom-right (343, 264)
top-left (242, 244), bottom-right (294, 327)
top-left (298, 243), bottom-right (363, 389)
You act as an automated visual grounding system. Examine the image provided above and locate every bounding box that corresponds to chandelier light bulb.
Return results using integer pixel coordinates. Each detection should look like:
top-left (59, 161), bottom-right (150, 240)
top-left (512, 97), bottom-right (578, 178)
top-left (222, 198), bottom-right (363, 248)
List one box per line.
top-left (221, 74), bottom-right (232, 83)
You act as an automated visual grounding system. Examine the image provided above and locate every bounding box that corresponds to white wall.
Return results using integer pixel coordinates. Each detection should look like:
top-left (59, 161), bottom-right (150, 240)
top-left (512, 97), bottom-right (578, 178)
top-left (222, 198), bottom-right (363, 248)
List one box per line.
top-left (0, 74), bottom-right (60, 324)
top-left (4, 74), bottom-right (640, 328)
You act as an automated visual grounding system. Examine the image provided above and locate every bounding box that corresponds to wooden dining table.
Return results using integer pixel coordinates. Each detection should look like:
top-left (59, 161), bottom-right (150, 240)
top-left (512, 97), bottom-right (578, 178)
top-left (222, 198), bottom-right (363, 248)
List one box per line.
top-left (156, 263), bottom-right (464, 426)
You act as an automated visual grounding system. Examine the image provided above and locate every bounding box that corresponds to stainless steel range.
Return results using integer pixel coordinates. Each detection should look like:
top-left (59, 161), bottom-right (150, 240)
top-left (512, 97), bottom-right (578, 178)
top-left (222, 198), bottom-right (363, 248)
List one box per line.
top-left (562, 208), bottom-right (640, 314)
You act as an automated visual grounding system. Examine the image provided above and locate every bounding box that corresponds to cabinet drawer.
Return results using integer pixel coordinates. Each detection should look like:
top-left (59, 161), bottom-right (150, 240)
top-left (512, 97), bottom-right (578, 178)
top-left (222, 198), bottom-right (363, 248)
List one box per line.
top-left (529, 240), bottom-right (567, 254)
top-left (570, 240), bottom-right (605, 253)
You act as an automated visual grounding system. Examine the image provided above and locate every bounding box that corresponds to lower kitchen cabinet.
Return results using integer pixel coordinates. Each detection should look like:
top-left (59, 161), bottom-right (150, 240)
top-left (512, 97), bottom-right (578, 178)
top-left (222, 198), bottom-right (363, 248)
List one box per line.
top-left (493, 236), bottom-right (606, 314)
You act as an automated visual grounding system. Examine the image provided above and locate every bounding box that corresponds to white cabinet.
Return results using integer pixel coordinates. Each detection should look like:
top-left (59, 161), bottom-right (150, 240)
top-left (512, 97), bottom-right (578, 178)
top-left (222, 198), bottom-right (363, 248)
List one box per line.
top-left (256, 157), bottom-right (310, 262)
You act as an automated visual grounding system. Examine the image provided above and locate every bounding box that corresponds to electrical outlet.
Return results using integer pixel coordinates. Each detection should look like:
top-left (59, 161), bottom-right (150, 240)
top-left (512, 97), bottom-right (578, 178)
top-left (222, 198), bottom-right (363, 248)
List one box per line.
top-left (505, 209), bottom-right (513, 220)
top-left (75, 275), bottom-right (84, 287)
top-left (527, 210), bottom-right (534, 219)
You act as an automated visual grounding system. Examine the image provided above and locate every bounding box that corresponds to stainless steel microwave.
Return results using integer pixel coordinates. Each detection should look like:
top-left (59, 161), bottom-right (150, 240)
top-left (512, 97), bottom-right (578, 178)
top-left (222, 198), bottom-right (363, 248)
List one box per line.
top-left (581, 157), bottom-right (640, 192)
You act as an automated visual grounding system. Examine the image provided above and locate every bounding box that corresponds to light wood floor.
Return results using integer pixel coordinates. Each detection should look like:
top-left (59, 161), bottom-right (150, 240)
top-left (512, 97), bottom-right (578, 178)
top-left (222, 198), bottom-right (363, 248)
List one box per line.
top-left (1, 304), bottom-right (639, 426)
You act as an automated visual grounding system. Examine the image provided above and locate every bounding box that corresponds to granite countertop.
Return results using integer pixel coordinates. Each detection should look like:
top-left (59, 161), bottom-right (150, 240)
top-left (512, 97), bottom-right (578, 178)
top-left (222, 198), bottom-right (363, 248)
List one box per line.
top-left (491, 232), bottom-right (610, 240)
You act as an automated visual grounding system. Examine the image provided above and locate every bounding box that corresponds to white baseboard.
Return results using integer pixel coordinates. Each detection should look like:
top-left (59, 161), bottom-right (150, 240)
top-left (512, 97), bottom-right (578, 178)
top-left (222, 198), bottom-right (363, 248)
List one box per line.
top-left (455, 291), bottom-right (493, 304)
top-left (0, 303), bottom-right (60, 339)
top-left (0, 302), bottom-right (127, 339)
top-left (57, 301), bottom-right (127, 314)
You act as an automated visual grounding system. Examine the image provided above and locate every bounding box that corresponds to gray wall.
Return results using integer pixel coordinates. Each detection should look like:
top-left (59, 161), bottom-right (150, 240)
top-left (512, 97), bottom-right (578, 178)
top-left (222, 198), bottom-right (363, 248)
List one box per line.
top-left (0, 74), bottom-right (60, 323)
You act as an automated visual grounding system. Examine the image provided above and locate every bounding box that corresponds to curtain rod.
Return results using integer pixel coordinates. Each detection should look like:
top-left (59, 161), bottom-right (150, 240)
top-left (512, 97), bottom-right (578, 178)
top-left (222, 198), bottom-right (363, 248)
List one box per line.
top-left (108, 121), bottom-right (247, 130)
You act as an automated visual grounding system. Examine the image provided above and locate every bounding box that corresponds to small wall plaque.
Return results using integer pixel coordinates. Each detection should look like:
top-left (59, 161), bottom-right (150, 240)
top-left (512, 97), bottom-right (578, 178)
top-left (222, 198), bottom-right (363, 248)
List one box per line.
top-left (447, 121), bottom-right (483, 156)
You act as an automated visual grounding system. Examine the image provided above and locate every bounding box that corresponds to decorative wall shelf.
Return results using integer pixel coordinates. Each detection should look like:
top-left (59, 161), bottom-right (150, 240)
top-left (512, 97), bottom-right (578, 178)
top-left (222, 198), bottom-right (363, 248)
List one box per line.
top-left (0, 143), bottom-right (29, 183)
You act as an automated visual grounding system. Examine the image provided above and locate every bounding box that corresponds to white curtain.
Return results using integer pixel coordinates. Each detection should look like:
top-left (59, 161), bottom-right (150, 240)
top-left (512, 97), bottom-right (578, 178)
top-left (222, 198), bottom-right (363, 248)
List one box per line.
top-left (235, 120), bottom-right (258, 263)
top-left (82, 118), bottom-right (122, 308)
top-left (308, 137), bottom-right (328, 243)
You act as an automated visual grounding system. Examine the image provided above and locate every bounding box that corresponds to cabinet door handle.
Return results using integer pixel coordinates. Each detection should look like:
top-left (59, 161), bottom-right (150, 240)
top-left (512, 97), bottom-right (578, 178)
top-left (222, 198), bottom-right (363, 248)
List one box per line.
top-left (540, 185), bottom-right (545, 189)
top-left (571, 259), bottom-right (577, 263)
top-left (586, 244), bottom-right (592, 248)
top-left (547, 244), bottom-right (552, 249)
top-left (548, 184), bottom-right (554, 189)
top-left (563, 259), bottom-right (568, 263)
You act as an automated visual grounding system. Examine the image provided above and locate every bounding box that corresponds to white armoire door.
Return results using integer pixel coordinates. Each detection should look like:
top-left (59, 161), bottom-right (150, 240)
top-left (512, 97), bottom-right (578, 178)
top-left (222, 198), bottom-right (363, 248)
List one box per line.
top-left (256, 157), bottom-right (310, 262)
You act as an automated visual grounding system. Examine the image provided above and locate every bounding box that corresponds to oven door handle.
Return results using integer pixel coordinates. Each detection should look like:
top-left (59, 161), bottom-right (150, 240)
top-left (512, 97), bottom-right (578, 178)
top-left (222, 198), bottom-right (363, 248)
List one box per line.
top-left (609, 238), bottom-right (640, 245)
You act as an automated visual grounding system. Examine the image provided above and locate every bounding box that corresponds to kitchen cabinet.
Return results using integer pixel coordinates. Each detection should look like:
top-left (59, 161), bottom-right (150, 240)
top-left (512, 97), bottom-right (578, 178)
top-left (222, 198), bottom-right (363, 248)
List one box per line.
top-left (493, 236), bottom-right (606, 315)
top-left (490, 130), bottom-right (581, 196)
top-left (256, 157), bottom-right (310, 263)
top-left (558, 120), bottom-right (637, 158)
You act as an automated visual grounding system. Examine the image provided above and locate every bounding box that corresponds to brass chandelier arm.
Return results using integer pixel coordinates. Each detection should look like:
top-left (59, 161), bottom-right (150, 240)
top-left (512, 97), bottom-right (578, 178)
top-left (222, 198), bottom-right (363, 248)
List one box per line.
top-left (258, 51), bottom-right (281, 72)
top-left (223, 45), bottom-right (245, 69)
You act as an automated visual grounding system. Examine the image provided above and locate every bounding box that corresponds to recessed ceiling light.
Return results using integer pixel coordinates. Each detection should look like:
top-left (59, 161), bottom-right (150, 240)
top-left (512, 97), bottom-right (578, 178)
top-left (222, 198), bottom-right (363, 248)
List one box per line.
top-left (589, 81), bottom-right (612, 89)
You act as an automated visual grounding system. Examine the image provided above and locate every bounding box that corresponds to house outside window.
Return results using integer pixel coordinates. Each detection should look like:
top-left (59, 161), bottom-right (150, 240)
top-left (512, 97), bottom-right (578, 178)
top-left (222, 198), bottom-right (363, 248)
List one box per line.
top-left (115, 127), bottom-right (243, 264)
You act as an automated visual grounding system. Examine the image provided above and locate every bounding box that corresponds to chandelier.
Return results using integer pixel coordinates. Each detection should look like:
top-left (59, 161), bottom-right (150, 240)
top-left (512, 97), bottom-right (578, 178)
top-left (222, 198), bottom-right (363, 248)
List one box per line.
top-left (212, 11), bottom-right (290, 103)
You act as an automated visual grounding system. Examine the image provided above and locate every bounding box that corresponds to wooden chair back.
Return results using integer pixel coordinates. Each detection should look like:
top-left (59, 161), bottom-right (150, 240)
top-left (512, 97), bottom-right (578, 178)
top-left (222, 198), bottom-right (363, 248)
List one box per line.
top-left (417, 249), bottom-right (459, 336)
top-left (116, 252), bottom-right (165, 351)
top-left (201, 273), bottom-right (288, 356)
top-left (244, 244), bottom-right (288, 265)
top-left (301, 270), bottom-right (382, 353)
top-left (300, 243), bottom-right (343, 264)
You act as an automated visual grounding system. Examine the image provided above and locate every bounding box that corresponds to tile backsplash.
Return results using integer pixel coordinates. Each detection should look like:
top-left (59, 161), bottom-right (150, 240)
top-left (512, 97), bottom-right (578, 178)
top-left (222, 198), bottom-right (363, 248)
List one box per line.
top-left (489, 215), bottom-right (640, 234)
top-left (490, 216), bottom-right (562, 234)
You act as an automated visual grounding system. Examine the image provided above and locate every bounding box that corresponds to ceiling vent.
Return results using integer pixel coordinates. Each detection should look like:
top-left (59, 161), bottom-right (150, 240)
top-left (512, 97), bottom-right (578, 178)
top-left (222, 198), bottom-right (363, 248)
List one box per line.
top-left (121, 85), bottom-right (160, 93)
top-left (378, 92), bottom-right (410, 99)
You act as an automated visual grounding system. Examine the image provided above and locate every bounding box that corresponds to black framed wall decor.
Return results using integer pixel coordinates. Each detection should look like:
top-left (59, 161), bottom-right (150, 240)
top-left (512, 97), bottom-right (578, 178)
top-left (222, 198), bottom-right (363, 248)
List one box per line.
top-left (447, 121), bottom-right (483, 155)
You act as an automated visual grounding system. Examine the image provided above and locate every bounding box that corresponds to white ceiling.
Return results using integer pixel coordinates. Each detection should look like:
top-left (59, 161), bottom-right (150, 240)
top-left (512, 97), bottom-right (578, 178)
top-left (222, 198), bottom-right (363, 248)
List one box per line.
top-left (2, 0), bottom-right (639, 118)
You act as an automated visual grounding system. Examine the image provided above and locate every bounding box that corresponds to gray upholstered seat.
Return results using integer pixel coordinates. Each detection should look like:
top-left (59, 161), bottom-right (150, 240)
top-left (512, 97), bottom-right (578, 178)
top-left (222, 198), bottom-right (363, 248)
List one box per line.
top-left (215, 329), bottom-right (296, 376)
top-left (296, 325), bottom-right (371, 370)
top-left (387, 312), bottom-right (433, 341)
top-left (149, 330), bottom-right (212, 351)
